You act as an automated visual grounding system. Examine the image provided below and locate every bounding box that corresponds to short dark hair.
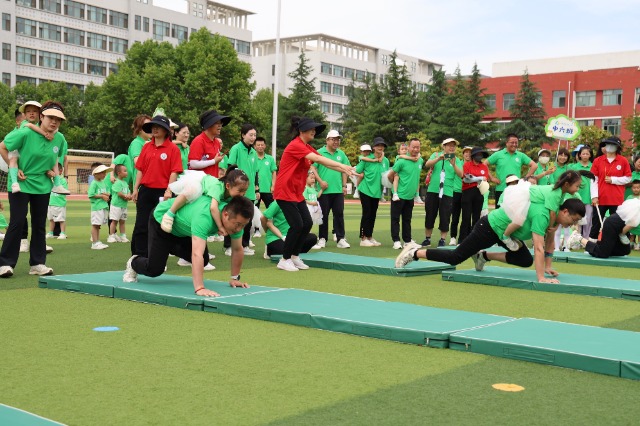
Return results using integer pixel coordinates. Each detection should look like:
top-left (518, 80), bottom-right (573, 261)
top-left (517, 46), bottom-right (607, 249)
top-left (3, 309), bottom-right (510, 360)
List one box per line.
top-left (15, 108), bottom-right (23, 119)
top-left (114, 164), bottom-right (126, 175)
top-left (255, 136), bottom-right (266, 143)
top-left (506, 133), bottom-right (519, 141)
top-left (631, 179), bottom-right (640, 186)
top-left (223, 196), bottom-right (254, 221)
top-left (559, 198), bottom-right (586, 217)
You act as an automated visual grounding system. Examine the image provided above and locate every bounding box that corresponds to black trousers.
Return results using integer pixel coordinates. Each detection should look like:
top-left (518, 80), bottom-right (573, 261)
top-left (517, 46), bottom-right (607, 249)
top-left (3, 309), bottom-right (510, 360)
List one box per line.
top-left (449, 191), bottom-right (462, 238)
top-left (589, 205), bottom-right (618, 240)
top-left (459, 187), bottom-right (484, 242)
top-left (495, 190), bottom-right (503, 209)
top-left (359, 192), bottom-right (380, 238)
top-left (425, 216), bottom-right (534, 267)
top-left (257, 192), bottom-right (274, 208)
top-left (585, 214), bottom-right (631, 258)
top-left (424, 192), bottom-right (453, 232)
top-left (131, 185), bottom-right (165, 257)
top-left (267, 233), bottom-right (317, 256)
top-left (0, 192), bottom-right (49, 268)
top-left (390, 198), bottom-right (414, 243)
top-left (276, 200), bottom-right (313, 259)
top-left (318, 193), bottom-right (345, 240)
top-left (132, 217), bottom-right (209, 277)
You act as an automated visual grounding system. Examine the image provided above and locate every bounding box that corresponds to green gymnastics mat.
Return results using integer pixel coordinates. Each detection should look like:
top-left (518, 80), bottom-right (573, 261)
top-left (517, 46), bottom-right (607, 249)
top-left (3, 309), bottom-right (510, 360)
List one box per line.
top-left (269, 252), bottom-right (454, 276)
top-left (441, 266), bottom-right (640, 301)
top-left (449, 318), bottom-right (640, 380)
top-left (0, 404), bottom-right (65, 426)
top-left (39, 272), bottom-right (280, 311)
top-left (551, 251), bottom-right (640, 268)
top-left (204, 289), bottom-right (513, 348)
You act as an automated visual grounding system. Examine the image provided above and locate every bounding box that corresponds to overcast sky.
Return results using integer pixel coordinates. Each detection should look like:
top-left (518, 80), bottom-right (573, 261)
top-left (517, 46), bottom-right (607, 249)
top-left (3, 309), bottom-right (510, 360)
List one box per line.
top-left (155, 0), bottom-right (638, 76)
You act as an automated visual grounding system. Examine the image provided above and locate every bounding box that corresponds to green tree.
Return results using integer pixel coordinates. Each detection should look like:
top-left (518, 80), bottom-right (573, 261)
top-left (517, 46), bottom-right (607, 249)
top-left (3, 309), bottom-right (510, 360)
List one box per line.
top-left (467, 63), bottom-right (496, 144)
top-left (423, 68), bottom-right (447, 141)
top-left (504, 70), bottom-right (549, 147)
top-left (576, 125), bottom-right (611, 150)
top-left (624, 113), bottom-right (640, 150)
top-left (342, 72), bottom-right (380, 142)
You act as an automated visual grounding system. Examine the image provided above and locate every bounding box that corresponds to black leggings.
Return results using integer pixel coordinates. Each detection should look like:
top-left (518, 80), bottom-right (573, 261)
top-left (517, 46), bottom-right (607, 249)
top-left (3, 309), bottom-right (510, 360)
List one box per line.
top-left (424, 192), bottom-right (453, 232)
top-left (267, 234), bottom-right (317, 256)
top-left (359, 192), bottom-right (380, 238)
top-left (318, 193), bottom-right (345, 240)
top-left (459, 187), bottom-right (484, 242)
top-left (131, 185), bottom-right (165, 257)
top-left (589, 205), bottom-right (618, 240)
top-left (424, 215), bottom-right (534, 267)
top-left (276, 200), bottom-right (313, 259)
top-left (449, 191), bottom-right (462, 238)
top-left (585, 214), bottom-right (631, 258)
top-left (0, 192), bottom-right (49, 268)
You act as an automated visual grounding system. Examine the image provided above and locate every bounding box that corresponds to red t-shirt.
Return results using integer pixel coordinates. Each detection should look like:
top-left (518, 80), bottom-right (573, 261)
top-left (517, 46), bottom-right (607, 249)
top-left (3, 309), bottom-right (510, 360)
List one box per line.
top-left (462, 161), bottom-right (489, 191)
top-left (591, 154), bottom-right (631, 205)
top-left (188, 132), bottom-right (222, 177)
top-left (136, 137), bottom-right (184, 188)
top-left (273, 137), bottom-right (319, 202)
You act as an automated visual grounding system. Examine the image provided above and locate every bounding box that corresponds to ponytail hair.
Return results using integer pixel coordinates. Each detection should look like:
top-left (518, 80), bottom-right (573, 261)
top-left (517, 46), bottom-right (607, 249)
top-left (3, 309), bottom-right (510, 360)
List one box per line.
top-left (553, 170), bottom-right (581, 190)
top-left (289, 116), bottom-right (302, 140)
top-left (221, 164), bottom-right (249, 198)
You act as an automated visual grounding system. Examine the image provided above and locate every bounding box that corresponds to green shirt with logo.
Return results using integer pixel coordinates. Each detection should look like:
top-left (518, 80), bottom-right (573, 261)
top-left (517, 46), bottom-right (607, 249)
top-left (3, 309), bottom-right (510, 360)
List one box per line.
top-left (392, 157), bottom-right (424, 200)
top-left (256, 154), bottom-right (277, 193)
top-left (88, 178), bottom-right (109, 211)
top-left (535, 163), bottom-right (553, 186)
top-left (355, 154), bottom-right (384, 198)
top-left (303, 185), bottom-right (319, 202)
top-left (111, 178), bottom-right (130, 209)
top-left (487, 149), bottom-right (533, 191)
top-left (426, 153), bottom-right (463, 197)
top-left (488, 202), bottom-right (550, 241)
top-left (48, 177), bottom-right (68, 207)
top-left (315, 147), bottom-right (351, 194)
top-left (228, 141), bottom-right (259, 201)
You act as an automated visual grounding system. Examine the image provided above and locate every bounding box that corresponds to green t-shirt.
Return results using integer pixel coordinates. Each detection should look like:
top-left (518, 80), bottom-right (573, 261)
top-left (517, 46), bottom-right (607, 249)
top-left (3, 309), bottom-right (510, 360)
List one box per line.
top-left (355, 155), bottom-right (384, 198)
top-left (488, 202), bottom-right (550, 241)
top-left (569, 162), bottom-right (592, 204)
top-left (201, 176), bottom-right (225, 202)
top-left (256, 154), bottom-right (277, 193)
top-left (88, 178), bottom-right (109, 211)
top-left (4, 126), bottom-right (67, 194)
top-left (550, 163), bottom-right (569, 184)
top-left (111, 178), bottom-right (130, 209)
top-left (218, 154), bottom-right (229, 172)
top-left (153, 196), bottom-right (242, 240)
top-left (228, 141), bottom-right (259, 201)
top-left (535, 163), bottom-right (553, 186)
top-left (303, 185), bottom-right (319, 202)
top-left (487, 149), bottom-right (533, 191)
top-left (624, 171), bottom-right (640, 199)
top-left (48, 177), bottom-right (68, 207)
top-left (392, 156), bottom-right (424, 200)
top-left (113, 153), bottom-right (133, 186)
top-left (176, 143), bottom-right (189, 171)
top-left (263, 201), bottom-right (289, 245)
top-left (315, 147), bottom-right (351, 194)
top-left (127, 135), bottom-right (146, 184)
top-left (626, 195), bottom-right (640, 236)
top-left (529, 185), bottom-right (564, 213)
top-left (426, 153), bottom-right (463, 197)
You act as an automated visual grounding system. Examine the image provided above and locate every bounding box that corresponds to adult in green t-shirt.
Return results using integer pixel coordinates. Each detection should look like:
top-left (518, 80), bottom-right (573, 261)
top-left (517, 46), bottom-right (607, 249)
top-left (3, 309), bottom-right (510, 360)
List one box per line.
top-left (487, 133), bottom-right (537, 208)
top-left (355, 137), bottom-right (387, 246)
top-left (261, 201), bottom-right (318, 256)
top-left (387, 138), bottom-right (424, 248)
top-left (127, 114), bottom-right (151, 187)
top-left (172, 122), bottom-right (190, 172)
top-left (313, 130), bottom-right (352, 248)
top-left (123, 195), bottom-right (255, 297)
top-left (569, 145), bottom-right (594, 238)
top-left (423, 138), bottom-right (464, 247)
top-left (396, 198), bottom-right (586, 284)
top-left (0, 101), bottom-right (69, 278)
top-left (255, 136), bottom-right (277, 208)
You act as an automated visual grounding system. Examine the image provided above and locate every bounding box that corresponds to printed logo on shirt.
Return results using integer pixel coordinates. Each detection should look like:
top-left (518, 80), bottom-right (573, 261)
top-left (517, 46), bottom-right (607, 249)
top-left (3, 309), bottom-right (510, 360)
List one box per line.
top-left (52, 146), bottom-right (59, 153)
top-left (265, 161), bottom-right (270, 166)
top-left (160, 153), bottom-right (168, 160)
top-left (515, 158), bottom-right (521, 163)
top-left (481, 170), bottom-right (485, 175)
top-left (617, 165), bottom-right (621, 170)
top-left (337, 156), bottom-right (342, 161)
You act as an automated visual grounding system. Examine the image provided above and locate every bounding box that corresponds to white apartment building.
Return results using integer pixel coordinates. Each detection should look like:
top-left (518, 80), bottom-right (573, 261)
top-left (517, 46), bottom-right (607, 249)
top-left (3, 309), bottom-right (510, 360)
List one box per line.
top-left (252, 34), bottom-right (443, 129)
top-left (0, 0), bottom-right (253, 89)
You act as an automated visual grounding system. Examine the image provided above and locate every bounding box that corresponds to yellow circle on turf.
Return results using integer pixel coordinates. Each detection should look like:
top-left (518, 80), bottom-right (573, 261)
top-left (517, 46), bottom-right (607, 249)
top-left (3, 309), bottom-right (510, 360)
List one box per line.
top-left (492, 383), bottom-right (525, 392)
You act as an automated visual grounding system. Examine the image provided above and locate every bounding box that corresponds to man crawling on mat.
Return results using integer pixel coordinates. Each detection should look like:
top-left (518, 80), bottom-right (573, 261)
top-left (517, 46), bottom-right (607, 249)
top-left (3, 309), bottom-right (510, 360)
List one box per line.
top-left (396, 198), bottom-right (585, 284)
top-left (123, 195), bottom-right (254, 297)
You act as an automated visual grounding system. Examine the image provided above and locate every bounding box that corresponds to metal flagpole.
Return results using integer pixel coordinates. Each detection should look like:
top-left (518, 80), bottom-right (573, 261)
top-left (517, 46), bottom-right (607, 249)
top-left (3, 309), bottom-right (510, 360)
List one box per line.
top-left (270, 0), bottom-right (282, 158)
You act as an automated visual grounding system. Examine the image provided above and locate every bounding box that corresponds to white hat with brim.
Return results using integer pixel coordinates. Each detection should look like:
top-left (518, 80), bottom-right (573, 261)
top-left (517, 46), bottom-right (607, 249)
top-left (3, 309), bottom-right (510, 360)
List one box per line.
top-left (169, 119), bottom-right (178, 129)
top-left (19, 101), bottom-right (42, 114)
top-left (442, 137), bottom-right (460, 146)
top-left (326, 129), bottom-right (342, 139)
top-left (360, 144), bottom-right (372, 151)
top-left (505, 175), bottom-right (519, 184)
top-left (92, 165), bottom-right (113, 175)
top-left (462, 146), bottom-right (473, 153)
top-left (537, 148), bottom-right (551, 156)
top-left (41, 105), bottom-right (66, 120)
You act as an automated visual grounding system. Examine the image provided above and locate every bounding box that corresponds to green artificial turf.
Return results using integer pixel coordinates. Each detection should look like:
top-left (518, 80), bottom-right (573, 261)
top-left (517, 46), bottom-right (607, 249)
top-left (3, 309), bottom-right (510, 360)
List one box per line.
top-left (1, 200), bottom-right (639, 425)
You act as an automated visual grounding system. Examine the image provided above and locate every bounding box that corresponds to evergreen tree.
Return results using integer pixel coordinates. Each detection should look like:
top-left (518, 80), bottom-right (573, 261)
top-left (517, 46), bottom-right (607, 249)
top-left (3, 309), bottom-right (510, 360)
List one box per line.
top-left (423, 68), bottom-right (447, 141)
top-left (467, 63), bottom-right (496, 144)
top-left (504, 70), bottom-right (549, 147)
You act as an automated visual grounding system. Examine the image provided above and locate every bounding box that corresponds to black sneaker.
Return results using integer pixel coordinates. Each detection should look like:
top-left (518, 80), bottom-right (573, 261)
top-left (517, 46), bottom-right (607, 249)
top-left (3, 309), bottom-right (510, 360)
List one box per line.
top-left (438, 238), bottom-right (446, 247)
top-left (421, 238), bottom-right (431, 247)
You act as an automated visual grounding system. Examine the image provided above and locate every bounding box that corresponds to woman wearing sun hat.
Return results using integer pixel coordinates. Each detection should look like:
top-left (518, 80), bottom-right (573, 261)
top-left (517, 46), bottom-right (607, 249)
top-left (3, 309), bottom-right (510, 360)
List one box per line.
top-left (188, 110), bottom-right (231, 178)
top-left (0, 101), bottom-right (68, 277)
top-left (130, 115), bottom-right (183, 257)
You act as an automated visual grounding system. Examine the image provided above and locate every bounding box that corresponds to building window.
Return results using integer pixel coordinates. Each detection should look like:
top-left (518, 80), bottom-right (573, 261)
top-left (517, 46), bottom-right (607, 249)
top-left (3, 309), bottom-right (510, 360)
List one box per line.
top-left (66, 82), bottom-right (84, 90)
top-left (39, 23), bottom-right (61, 41)
top-left (16, 46), bottom-right (37, 65)
top-left (64, 27), bottom-right (84, 46)
top-left (502, 93), bottom-right (515, 110)
top-left (636, 88), bottom-right (640, 104)
top-left (321, 101), bottom-right (331, 114)
top-left (602, 89), bottom-right (622, 106)
top-left (602, 118), bottom-right (621, 136)
top-left (485, 94), bottom-right (496, 110)
top-left (381, 54), bottom-right (388, 65)
top-left (356, 70), bottom-right (366, 82)
top-left (320, 62), bottom-right (332, 75)
top-left (64, 0), bottom-right (84, 19)
top-left (87, 59), bottom-right (106, 76)
top-left (109, 63), bottom-right (118, 75)
top-left (2, 13), bottom-right (10, 31)
top-left (87, 32), bottom-right (107, 50)
top-left (172, 24), bottom-right (188, 42)
top-left (134, 15), bottom-right (141, 31)
top-left (16, 17), bottom-right (37, 37)
top-left (39, 50), bottom-right (61, 69)
top-left (109, 10), bottom-right (128, 29)
top-left (2, 73), bottom-right (10, 86)
top-left (143, 17), bottom-right (149, 32)
top-left (153, 19), bottom-right (170, 41)
top-left (332, 84), bottom-right (344, 96)
top-left (345, 68), bottom-right (354, 80)
top-left (577, 119), bottom-right (594, 128)
top-left (235, 40), bottom-right (250, 55)
top-left (320, 81), bottom-right (331, 94)
top-left (535, 91), bottom-right (543, 107)
top-left (16, 0), bottom-right (37, 8)
top-left (16, 75), bottom-right (37, 85)
top-left (109, 37), bottom-right (128, 54)
top-left (87, 5), bottom-right (107, 24)
top-left (2, 43), bottom-right (10, 61)
top-left (576, 90), bottom-right (596, 107)
top-left (332, 65), bottom-right (344, 78)
top-left (332, 103), bottom-right (344, 115)
top-left (40, 0), bottom-right (61, 14)
top-left (552, 90), bottom-right (566, 108)
top-left (64, 54), bottom-right (84, 73)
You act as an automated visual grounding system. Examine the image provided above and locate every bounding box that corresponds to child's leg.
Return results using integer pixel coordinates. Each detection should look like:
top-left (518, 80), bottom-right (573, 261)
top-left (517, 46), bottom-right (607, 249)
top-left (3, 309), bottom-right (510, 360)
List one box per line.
top-left (393, 176), bottom-right (399, 194)
top-left (59, 221), bottom-right (66, 233)
top-left (119, 219), bottom-right (126, 235)
top-left (50, 220), bottom-right (55, 233)
top-left (91, 225), bottom-right (100, 243)
top-left (621, 224), bottom-right (633, 234)
top-left (8, 152), bottom-right (20, 192)
top-left (109, 219), bottom-right (117, 235)
top-left (169, 194), bottom-right (187, 214)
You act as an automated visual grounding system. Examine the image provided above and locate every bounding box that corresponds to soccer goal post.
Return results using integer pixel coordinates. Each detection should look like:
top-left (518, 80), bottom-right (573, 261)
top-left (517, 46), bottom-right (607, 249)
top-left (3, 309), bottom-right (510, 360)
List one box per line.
top-left (66, 149), bottom-right (114, 194)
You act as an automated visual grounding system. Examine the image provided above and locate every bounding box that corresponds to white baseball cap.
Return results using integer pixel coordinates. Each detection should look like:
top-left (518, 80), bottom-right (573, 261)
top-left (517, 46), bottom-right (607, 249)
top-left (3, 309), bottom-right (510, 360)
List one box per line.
top-left (326, 130), bottom-right (342, 139)
top-left (360, 144), bottom-right (372, 151)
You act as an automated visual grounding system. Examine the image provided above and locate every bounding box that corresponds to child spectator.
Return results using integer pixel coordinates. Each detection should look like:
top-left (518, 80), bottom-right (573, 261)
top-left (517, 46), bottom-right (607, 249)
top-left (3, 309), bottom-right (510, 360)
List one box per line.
top-left (108, 164), bottom-right (132, 243)
top-left (304, 171), bottom-right (324, 227)
top-left (88, 164), bottom-right (112, 250)
top-left (625, 179), bottom-right (640, 250)
top-left (46, 164), bottom-right (69, 239)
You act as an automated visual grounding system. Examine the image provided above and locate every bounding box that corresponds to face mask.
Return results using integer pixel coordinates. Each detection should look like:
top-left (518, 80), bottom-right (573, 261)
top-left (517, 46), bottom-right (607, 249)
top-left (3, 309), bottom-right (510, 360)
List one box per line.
top-left (605, 144), bottom-right (617, 153)
top-left (538, 157), bottom-right (550, 165)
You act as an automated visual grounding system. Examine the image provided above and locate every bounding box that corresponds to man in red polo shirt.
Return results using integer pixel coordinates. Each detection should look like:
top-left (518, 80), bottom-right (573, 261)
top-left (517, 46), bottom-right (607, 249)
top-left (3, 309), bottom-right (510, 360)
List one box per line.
top-left (188, 110), bottom-right (231, 177)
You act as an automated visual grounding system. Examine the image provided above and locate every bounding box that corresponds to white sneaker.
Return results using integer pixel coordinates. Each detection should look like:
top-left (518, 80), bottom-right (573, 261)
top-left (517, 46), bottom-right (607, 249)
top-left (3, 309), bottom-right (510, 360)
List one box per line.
top-left (291, 255), bottom-right (309, 270)
top-left (206, 236), bottom-right (216, 243)
top-left (353, 190), bottom-right (360, 199)
top-left (315, 238), bottom-right (326, 248)
top-left (254, 231), bottom-right (262, 238)
top-left (20, 239), bottom-right (29, 253)
top-left (29, 264), bottom-right (53, 276)
top-left (413, 195), bottom-right (424, 204)
top-left (107, 234), bottom-right (121, 243)
top-left (634, 242), bottom-right (640, 251)
top-left (208, 253), bottom-right (215, 259)
top-left (392, 193), bottom-right (400, 201)
top-left (563, 247), bottom-right (571, 252)
top-left (51, 185), bottom-right (71, 195)
top-left (91, 242), bottom-right (109, 250)
top-left (243, 247), bottom-right (255, 255)
top-left (263, 247), bottom-right (270, 259)
top-left (359, 239), bottom-right (375, 247)
top-left (177, 258), bottom-right (191, 266)
top-left (395, 242), bottom-right (421, 268)
top-left (213, 235), bottom-right (225, 242)
top-left (46, 232), bottom-right (55, 239)
top-left (0, 265), bottom-right (14, 278)
top-left (392, 241), bottom-right (403, 250)
top-left (11, 182), bottom-right (21, 193)
top-left (336, 238), bottom-right (350, 249)
top-left (203, 263), bottom-right (216, 271)
top-left (566, 230), bottom-right (584, 250)
top-left (46, 245), bottom-right (53, 253)
top-left (123, 255), bottom-right (138, 282)
top-left (224, 248), bottom-right (232, 256)
top-left (449, 237), bottom-right (457, 246)
top-left (57, 233), bottom-right (67, 240)
top-left (0, 233), bottom-right (4, 240)
top-left (370, 238), bottom-right (382, 246)
top-left (472, 251), bottom-right (487, 271)
top-left (619, 233), bottom-right (630, 245)
top-left (333, 233), bottom-right (337, 242)
top-left (277, 258), bottom-right (299, 272)
top-left (119, 234), bottom-right (129, 243)
top-left (249, 239), bottom-right (255, 248)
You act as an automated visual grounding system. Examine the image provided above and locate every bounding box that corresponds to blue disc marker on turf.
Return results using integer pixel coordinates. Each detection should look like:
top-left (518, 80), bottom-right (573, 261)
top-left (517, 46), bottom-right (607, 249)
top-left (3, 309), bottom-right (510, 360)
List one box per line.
top-left (93, 326), bottom-right (119, 332)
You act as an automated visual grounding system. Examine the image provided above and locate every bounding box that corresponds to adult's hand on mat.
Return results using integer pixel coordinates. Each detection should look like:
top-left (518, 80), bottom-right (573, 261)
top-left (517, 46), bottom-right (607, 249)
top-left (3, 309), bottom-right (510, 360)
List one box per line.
top-left (230, 279), bottom-right (249, 289)
top-left (545, 268), bottom-right (559, 277)
top-left (539, 277), bottom-right (559, 284)
top-left (196, 288), bottom-right (220, 297)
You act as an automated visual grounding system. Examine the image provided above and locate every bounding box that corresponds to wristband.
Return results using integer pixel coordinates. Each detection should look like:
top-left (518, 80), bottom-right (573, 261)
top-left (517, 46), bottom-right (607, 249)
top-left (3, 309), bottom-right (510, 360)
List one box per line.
top-left (544, 251), bottom-right (553, 258)
top-left (231, 274), bottom-right (240, 281)
top-left (194, 287), bottom-right (205, 294)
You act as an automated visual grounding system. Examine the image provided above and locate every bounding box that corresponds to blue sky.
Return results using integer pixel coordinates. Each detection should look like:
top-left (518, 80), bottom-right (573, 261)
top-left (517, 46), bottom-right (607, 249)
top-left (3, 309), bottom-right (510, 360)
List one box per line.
top-left (155, 0), bottom-right (638, 76)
